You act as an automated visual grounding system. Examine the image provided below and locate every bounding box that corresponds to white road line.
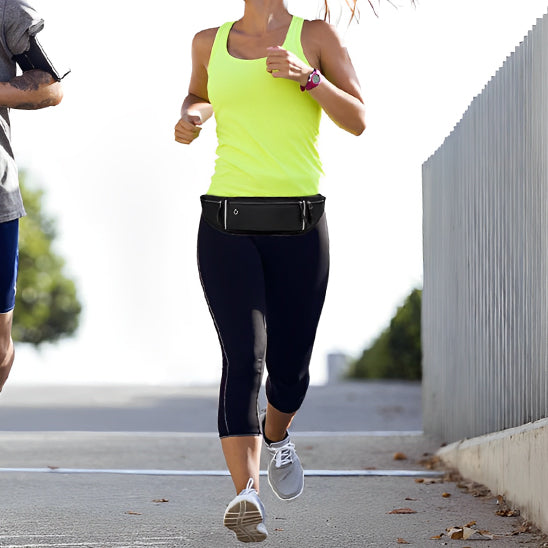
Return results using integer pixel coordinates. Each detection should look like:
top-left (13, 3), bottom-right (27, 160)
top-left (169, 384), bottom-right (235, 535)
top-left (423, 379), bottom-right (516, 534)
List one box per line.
top-left (0, 467), bottom-right (442, 477)
top-left (0, 536), bottom-right (187, 547)
top-left (1, 537), bottom-right (182, 548)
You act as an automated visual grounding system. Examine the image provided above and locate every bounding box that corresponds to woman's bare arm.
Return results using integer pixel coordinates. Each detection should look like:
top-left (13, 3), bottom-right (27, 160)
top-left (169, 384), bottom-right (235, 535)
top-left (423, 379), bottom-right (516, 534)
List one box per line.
top-left (266, 20), bottom-right (366, 136)
top-left (175, 29), bottom-right (216, 145)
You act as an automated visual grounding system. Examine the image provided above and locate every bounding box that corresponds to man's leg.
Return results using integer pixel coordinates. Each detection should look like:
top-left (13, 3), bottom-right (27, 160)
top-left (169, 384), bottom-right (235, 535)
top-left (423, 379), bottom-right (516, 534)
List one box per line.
top-left (0, 311), bottom-right (14, 392)
top-left (0, 218), bottom-right (19, 392)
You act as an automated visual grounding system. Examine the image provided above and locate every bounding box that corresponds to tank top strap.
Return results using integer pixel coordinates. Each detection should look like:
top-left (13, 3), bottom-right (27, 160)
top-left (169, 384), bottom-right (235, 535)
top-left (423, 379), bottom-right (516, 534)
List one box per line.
top-left (283, 16), bottom-right (306, 61)
top-left (210, 21), bottom-right (233, 63)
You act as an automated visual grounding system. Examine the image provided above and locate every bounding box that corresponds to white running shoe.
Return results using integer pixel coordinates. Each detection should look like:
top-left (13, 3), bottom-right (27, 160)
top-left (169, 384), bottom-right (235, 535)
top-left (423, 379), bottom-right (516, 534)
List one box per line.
top-left (223, 478), bottom-right (268, 543)
top-left (259, 411), bottom-right (305, 501)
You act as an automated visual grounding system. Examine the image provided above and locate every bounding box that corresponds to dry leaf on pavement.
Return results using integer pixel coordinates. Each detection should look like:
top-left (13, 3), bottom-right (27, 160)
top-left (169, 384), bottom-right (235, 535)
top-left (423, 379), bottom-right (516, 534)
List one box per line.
top-left (446, 526), bottom-right (494, 540)
top-left (496, 495), bottom-right (520, 517)
top-left (397, 538), bottom-right (410, 544)
top-left (388, 508), bottom-right (417, 514)
top-left (393, 452), bottom-right (408, 460)
top-left (447, 526), bottom-right (465, 539)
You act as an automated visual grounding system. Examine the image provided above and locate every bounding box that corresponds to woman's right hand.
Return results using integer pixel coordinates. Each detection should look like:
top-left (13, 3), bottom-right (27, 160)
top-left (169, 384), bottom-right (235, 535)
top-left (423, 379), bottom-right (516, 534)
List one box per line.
top-left (174, 111), bottom-right (203, 145)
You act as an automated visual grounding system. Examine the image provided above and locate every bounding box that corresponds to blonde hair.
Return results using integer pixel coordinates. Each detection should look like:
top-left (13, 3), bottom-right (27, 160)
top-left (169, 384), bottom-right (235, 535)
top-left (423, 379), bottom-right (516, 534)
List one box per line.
top-left (322, 1), bottom-right (415, 22)
top-left (322, 0), bottom-right (360, 22)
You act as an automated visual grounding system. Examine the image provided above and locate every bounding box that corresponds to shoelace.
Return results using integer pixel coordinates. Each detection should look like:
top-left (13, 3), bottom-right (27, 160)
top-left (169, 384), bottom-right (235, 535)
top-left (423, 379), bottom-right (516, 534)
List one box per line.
top-left (242, 477), bottom-right (256, 494)
top-left (274, 441), bottom-right (295, 467)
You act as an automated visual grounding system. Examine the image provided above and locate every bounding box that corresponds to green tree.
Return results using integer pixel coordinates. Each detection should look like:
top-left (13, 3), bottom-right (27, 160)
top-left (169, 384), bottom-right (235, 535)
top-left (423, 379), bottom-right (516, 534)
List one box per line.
top-left (12, 173), bottom-right (81, 345)
top-left (348, 288), bottom-right (422, 380)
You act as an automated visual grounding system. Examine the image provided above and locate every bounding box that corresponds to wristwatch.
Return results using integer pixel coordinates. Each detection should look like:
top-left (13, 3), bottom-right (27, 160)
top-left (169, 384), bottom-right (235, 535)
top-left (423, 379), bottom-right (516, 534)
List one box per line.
top-left (300, 69), bottom-right (321, 92)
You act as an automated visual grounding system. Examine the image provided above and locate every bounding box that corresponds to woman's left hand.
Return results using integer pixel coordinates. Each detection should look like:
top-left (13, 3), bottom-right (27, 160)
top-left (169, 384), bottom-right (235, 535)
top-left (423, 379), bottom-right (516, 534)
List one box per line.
top-left (266, 46), bottom-right (312, 87)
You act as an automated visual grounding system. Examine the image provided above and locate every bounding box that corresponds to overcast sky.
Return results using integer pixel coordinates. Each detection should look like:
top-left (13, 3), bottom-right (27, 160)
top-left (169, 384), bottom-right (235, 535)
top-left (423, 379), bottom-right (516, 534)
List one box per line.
top-left (8, 0), bottom-right (548, 385)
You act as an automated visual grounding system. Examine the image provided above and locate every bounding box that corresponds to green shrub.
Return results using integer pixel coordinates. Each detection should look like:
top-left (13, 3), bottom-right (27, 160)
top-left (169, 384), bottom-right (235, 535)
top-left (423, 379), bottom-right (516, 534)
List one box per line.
top-left (348, 288), bottom-right (422, 380)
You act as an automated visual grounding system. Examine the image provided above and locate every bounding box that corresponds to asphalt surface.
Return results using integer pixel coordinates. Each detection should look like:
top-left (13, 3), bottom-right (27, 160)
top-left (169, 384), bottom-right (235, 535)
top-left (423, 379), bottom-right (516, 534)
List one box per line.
top-left (0, 381), bottom-right (422, 432)
top-left (0, 381), bottom-right (545, 547)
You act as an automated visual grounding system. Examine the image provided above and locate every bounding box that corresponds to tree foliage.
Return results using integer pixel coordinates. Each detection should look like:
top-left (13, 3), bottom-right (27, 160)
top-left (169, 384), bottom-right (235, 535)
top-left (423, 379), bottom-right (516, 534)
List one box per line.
top-left (348, 288), bottom-right (422, 380)
top-left (12, 173), bottom-right (82, 345)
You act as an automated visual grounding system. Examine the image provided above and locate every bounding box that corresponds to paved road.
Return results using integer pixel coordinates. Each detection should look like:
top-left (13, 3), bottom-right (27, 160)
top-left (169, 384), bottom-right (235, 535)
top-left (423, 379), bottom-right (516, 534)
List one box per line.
top-left (0, 382), bottom-right (545, 547)
top-left (0, 381), bottom-right (422, 432)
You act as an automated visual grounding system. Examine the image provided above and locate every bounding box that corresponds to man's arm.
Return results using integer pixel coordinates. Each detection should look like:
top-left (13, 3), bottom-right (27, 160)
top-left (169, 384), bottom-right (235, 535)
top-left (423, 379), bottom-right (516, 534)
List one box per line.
top-left (0, 69), bottom-right (62, 110)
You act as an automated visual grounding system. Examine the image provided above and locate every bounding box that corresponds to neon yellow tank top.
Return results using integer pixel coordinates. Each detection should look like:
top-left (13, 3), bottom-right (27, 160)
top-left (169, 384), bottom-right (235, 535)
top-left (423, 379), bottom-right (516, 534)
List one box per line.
top-left (206, 16), bottom-right (323, 197)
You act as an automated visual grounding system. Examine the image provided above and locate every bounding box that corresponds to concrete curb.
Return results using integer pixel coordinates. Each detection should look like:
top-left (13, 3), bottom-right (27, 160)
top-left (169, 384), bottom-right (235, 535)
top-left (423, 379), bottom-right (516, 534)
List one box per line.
top-left (437, 417), bottom-right (548, 534)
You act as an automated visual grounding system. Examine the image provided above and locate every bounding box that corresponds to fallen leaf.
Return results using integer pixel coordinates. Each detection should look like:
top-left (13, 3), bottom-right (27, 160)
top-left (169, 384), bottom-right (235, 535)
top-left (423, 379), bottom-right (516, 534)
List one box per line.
top-left (458, 481), bottom-right (491, 497)
top-left (125, 511), bottom-right (142, 515)
top-left (430, 534), bottom-right (443, 539)
top-left (393, 452), bottom-right (408, 461)
top-left (152, 498), bottom-right (169, 503)
top-left (388, 508), bottom-right (417, 514)
top-left (447, 527), bottom-right (464, 540)
top-left (465, 521), bottom-right (477, 528)
top-left (462, 527), bottom-right (477, 540)
top-left (442, 492), bottom-right (451, 498)
top-left (397, 538), bottom-right (410, 544)
top-left (414, 478), bottom-right (424, 483)
top-left (513, 521), bottom-right (532, 534)
top-left (418, 454), bottom-right (441, 468)
top-left (468, 530), bottom-right (494, 540)
top-left (496, 508), bottom-right (520, 517)
top-left (446, 526), bottom-right (494, 541)
top-left (405, 497), bottom-right (417, 501)
top-left (496, 495), bottom-right (520, 517)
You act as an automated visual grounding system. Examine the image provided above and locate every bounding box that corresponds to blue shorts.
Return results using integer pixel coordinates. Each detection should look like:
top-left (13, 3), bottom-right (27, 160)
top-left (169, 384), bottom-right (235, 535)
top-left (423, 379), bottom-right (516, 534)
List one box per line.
top-left (0, 219), bottom-right (19, 313)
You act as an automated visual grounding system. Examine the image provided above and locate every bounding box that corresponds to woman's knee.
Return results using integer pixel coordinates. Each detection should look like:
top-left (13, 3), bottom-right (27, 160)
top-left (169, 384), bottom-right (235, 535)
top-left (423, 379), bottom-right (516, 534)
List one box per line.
top-left (265, 373), bottom-right (310, 414)
top-left (218, 360), bottom-right (264, 437)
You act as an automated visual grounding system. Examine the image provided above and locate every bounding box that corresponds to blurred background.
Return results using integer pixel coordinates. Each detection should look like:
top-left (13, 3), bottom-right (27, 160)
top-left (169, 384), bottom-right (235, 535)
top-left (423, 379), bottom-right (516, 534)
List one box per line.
top-left (7, 0), bottom-right (548, 386)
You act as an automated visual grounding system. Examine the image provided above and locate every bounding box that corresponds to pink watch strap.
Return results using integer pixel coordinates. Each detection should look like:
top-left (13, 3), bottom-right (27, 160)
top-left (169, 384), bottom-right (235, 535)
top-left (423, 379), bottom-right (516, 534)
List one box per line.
top-left (300, 69), bottom-right (321, 92)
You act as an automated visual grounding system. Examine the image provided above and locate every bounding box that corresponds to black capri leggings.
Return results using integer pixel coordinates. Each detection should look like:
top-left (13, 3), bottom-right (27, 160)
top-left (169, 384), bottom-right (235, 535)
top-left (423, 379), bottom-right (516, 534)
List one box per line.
top-left (197, 214), bottom-right (330, 438)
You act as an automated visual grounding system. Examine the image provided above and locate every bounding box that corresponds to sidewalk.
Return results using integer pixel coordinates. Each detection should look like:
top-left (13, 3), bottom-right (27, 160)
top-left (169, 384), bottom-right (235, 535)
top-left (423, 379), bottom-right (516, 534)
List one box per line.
top-left (0, 382), bottom-right (545, 547)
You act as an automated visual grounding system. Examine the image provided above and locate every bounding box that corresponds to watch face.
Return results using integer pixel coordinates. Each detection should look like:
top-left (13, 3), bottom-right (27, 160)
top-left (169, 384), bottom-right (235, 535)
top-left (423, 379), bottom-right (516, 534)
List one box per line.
top-left (311, 73), bottom-right (321, 85)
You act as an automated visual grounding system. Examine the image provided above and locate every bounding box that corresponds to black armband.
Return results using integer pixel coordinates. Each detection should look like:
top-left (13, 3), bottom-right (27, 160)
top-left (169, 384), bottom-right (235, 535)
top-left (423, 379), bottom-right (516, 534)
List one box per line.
top-left (13, 35), bottom-right (70, 81)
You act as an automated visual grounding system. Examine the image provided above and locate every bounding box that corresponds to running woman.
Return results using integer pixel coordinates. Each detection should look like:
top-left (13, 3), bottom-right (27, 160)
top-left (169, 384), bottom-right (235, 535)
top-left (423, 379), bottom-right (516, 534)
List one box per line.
top-left (174, 0), bottom-right (364, 542)
top-left (0, 0), bottom-right (64, 392)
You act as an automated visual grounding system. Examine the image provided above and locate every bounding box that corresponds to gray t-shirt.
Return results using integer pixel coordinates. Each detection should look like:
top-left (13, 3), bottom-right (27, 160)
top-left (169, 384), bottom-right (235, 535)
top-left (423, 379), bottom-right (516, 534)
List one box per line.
top-left (0, 0), bottom-right (44, 223)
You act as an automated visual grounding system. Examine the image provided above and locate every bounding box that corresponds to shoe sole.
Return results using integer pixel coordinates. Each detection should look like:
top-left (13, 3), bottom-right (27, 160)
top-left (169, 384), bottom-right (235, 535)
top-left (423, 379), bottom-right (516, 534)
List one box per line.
top-left (223, 499), bottom-right (267, 543)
